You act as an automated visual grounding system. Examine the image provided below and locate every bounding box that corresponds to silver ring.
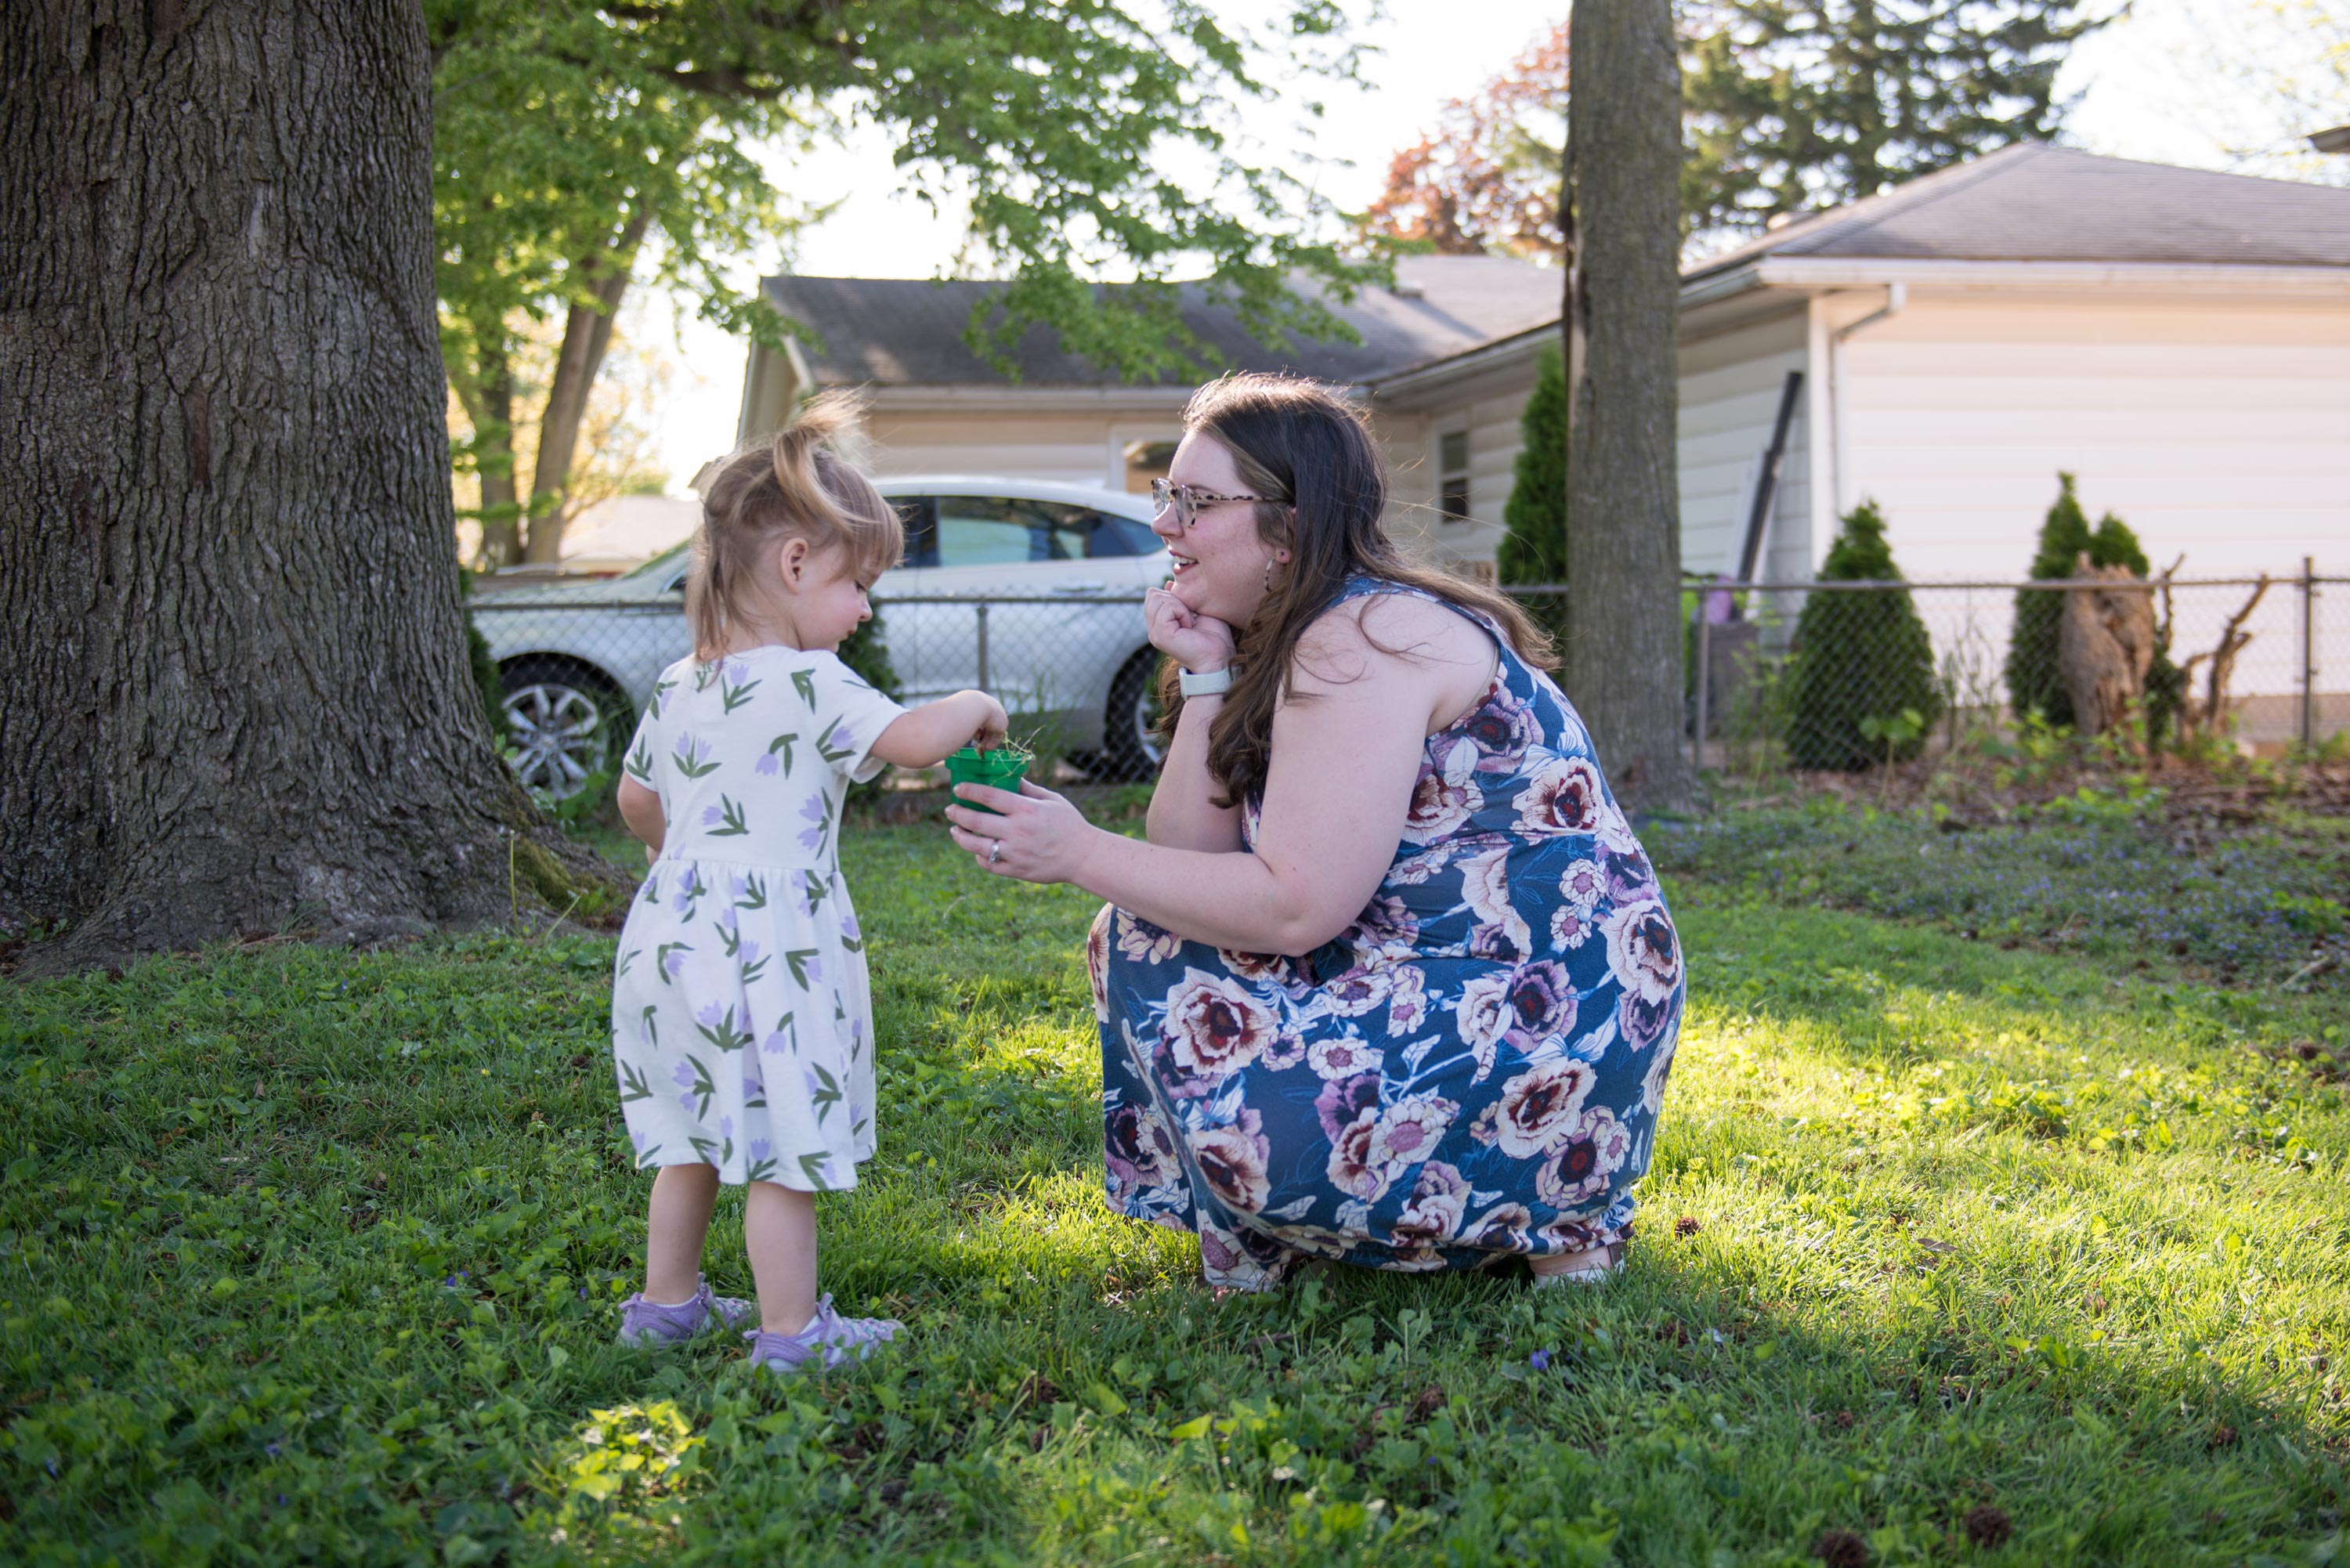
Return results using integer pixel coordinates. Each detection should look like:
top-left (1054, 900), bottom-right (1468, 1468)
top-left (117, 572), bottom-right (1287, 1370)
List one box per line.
top-left (989, 839), bottom-right (1003, 865)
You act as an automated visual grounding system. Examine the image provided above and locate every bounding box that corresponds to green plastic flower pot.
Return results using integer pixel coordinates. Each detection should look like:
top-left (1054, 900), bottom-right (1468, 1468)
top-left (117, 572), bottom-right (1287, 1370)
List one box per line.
top-left (945, 746), bottom-right (1029, 815)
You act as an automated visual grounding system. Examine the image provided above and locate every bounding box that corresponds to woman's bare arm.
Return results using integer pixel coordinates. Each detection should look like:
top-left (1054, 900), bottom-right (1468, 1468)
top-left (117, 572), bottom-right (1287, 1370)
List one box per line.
top-left (950, 597), bottom-right (1495, 954)
top-left (1143, 690), bottom-right (1244, 851)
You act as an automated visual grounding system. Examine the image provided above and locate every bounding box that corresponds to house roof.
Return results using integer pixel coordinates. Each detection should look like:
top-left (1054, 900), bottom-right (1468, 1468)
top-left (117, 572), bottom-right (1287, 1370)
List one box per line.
top-left (762, 253), bottom-right (1562, 389)
top-left (1686, 142), bottom-right (2350, 281)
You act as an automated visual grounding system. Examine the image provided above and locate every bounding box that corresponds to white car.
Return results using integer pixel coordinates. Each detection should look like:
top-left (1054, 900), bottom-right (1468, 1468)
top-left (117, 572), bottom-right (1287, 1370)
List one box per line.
top-left (472, 476), bottom-right (1172, 797)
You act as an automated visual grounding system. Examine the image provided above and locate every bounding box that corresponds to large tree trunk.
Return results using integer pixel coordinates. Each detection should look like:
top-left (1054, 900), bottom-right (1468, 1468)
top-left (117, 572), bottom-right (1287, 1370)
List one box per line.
top-left (524, 211), bottom-right (649, 565)
top-left (0, 0), bottom-right (620, 968)
top-left (1562, 0), bottom-right (1693, 814)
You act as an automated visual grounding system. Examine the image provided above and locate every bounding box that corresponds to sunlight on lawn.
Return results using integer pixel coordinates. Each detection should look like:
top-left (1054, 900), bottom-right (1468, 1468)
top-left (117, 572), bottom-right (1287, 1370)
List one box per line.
top-left (0, 820), bottom-right (2343, 1563)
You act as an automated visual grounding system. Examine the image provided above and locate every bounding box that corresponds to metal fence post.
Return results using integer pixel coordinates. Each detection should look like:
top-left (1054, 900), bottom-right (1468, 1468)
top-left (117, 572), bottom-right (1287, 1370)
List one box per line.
top-left (2302, 556), bottom-right (2317, 754)
top-left (974, 600), bottom-right (990, 694)
top-left (1693, 610), bottom-right (1712, 772)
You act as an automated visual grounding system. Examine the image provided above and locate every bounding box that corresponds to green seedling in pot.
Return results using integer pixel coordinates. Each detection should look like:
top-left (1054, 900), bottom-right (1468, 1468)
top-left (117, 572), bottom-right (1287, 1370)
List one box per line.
top-left (945, 738), bottom-right (1031, 815)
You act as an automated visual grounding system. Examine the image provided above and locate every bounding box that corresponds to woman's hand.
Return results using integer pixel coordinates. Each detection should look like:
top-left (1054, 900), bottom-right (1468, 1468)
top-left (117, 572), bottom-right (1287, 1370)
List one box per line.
top-left (1145, 583), bottom-right (1237, 674)
top-left (944, 779), bottom-right (1093, 883)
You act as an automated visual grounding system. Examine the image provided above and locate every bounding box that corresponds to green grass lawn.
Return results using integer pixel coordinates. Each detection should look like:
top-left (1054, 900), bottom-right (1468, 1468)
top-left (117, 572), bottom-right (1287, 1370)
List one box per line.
top-left (3, 814), bottom-right (2347, 1565)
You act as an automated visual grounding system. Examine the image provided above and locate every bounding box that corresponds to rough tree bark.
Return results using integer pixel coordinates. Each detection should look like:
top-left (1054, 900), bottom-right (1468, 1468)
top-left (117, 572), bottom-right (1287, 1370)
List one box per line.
top-left (0, 0), bottom-right (621, 968)
top-left (1562, 0), bottom-right (1693, 813)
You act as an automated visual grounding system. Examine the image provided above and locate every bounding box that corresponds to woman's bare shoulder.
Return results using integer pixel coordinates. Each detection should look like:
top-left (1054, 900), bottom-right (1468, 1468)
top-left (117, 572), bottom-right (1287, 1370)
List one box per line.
top-left (1289, 589), bottom-right (1488, 695)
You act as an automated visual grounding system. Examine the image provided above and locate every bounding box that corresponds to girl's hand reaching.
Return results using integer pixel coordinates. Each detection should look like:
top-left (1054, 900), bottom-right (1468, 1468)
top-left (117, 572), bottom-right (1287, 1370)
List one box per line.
top-left (968, 691), bottom-right (1009, 751)
top-left (1145, 583), bottom-right (1236, 674)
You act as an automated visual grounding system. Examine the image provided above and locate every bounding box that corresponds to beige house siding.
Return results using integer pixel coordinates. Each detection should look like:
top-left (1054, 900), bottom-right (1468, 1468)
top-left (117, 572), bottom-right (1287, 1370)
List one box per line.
top-left (1678, 309), bottom-right (1812, 584)
top-left (1836, 291), bottom-right (2350, 581)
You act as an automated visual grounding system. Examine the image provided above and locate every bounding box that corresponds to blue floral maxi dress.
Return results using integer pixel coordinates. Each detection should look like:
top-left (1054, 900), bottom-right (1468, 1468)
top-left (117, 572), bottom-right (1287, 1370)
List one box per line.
top-left (611, 648), bottom-right (906, 1190)
top-left (1087, 580), bottom-right (1686, 1288)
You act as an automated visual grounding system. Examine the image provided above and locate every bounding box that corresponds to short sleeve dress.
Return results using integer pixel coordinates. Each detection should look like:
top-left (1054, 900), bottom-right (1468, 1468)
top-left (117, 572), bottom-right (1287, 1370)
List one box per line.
top-left (610, 646), bottom-right (906, 1190)
top-left (1086, 578), bottom-right (1685, 1290)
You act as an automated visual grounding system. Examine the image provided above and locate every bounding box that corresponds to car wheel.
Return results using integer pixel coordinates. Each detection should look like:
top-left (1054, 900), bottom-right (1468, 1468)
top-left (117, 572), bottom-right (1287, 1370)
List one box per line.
top-left (1101, 649), bottom-right (1167, 780)
top-left (498, 657), bottom-right (630, 800)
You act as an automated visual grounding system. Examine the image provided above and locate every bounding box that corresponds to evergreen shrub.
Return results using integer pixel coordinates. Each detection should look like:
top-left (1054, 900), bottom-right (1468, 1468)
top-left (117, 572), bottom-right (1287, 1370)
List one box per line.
top-left (2003, 474), bottom-right (2182, 738)
top-left (1496, 344), bottom-right (1568, 647)
top-left (1786, 500), bottom-right (1940, 770)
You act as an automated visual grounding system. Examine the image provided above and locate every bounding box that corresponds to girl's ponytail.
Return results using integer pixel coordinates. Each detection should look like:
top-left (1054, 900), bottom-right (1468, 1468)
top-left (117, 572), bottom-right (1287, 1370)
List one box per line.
top-left (689, 392), bottom-right (905, 660)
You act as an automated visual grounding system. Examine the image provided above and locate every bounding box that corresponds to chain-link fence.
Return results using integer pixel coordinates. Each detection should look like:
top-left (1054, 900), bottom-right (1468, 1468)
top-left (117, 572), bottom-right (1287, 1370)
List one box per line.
top-left (1509, 569), bottom-right (2344, 775)
top-left (472, 569), bottom-right (2341, 799)
top-left (468, 588), bottom-right (1162, 797)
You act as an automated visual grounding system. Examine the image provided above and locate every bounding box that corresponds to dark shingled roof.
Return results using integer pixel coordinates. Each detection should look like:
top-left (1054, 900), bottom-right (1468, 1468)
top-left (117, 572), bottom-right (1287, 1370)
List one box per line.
top-left (1688, 142), bottom-right (2350, 280)
top-left (764, 254), bottom-right (1562, 389)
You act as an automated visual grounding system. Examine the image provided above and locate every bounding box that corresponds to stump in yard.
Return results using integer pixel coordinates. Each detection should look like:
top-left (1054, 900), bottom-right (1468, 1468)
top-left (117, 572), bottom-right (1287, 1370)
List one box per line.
top-left (2057, 553), bottom-right (2157, 740)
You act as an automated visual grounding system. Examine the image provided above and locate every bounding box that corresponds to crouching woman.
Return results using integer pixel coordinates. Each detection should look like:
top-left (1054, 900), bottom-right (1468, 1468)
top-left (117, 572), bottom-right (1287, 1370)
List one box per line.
top-left (943, 374), bottom-right (1685, 1292)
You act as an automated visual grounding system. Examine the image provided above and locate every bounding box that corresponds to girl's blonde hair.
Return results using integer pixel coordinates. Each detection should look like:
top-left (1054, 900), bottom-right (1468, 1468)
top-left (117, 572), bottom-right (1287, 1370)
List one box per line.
top-left (688, 391), bottom-right (906, 659)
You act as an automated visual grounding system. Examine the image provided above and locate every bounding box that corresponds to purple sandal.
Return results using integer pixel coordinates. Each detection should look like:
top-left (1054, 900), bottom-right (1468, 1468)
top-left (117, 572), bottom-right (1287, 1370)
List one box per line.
top-left (615, 1275), bottom-right (756, 1346)
top-left (744, 1293), bottom-right (902, 1374)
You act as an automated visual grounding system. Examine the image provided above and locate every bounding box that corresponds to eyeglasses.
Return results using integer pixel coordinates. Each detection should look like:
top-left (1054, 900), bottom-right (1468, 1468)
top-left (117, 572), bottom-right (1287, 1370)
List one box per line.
top-left (1149, 478), bottom-right (1284, 529)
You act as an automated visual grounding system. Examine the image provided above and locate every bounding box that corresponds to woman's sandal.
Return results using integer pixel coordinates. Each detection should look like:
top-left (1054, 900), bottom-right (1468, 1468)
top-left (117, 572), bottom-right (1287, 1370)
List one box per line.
top-left (743, 1294), bottom-right (903, 1374)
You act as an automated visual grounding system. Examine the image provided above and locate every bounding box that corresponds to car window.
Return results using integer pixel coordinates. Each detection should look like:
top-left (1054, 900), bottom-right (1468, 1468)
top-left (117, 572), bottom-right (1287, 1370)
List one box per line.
top-left (626, 543), bottom-right (691, 588)
top-left (931, 497), bottom-right (1155, 565)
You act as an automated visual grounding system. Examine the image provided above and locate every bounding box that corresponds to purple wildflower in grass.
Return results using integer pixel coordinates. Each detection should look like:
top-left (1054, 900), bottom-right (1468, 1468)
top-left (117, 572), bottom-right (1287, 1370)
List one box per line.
top-left (265, 1442), bottom-right (281, 1458)
top-left (1529, 1349), bottom-right (1551, 1371)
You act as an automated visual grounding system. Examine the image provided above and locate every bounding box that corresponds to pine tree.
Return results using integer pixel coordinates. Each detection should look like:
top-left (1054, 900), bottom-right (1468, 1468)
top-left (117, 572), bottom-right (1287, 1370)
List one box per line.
top-left (1787, 499), bottom-right (1940, 770)
top-left (2005, 471), bottom-right (2096, 726)
top-left (1498, 345), bottom-right (1570, 644)
top-left (1680, 0), bottom-right (2113, 239)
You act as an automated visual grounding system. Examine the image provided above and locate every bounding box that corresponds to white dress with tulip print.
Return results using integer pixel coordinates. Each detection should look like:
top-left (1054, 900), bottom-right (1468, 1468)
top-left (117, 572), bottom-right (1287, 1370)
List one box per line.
top-left (611, 646), bottom-right (906, 1190)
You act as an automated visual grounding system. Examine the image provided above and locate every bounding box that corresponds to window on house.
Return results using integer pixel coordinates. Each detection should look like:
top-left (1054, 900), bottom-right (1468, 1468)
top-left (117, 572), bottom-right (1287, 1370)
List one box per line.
top-left (1123, 439), bottom-right (1178, 495)
top-left (1437, 429), bottom-right (1471, 524)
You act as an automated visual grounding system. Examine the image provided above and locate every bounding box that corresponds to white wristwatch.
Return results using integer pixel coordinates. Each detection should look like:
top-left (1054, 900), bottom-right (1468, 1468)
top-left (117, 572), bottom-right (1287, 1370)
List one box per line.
top-left (1178, 665), bottom-right (1234, 698)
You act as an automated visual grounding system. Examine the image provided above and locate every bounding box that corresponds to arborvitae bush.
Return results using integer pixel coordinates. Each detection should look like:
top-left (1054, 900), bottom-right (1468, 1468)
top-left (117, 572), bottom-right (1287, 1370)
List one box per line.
top-left (2005, 475), bottom-right (2182, 738)
top-left (2005, 473), bottom-right (2096, 725)
top-left (1786, 500), bottom-right (1941, 770)
top-left (1497, 344), bottom-right (1568, 645)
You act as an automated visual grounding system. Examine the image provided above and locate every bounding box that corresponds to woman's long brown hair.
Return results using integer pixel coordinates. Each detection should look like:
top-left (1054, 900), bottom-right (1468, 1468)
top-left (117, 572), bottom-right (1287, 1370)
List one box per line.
top-left (1157, 374), bottom-right (1557, 808)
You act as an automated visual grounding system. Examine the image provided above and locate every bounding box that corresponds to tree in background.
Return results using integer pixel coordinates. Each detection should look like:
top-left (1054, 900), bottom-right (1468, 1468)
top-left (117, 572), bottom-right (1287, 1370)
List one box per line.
top-left (435, 0), bottom-right (1383, 567)
top-left (1363, 2), bottom-right (2113, 258)
top-left (1497, 345), bottom-right (1570, 641)
top-left (1787, 500), bottom-right (1940, 770)
top-left (1563, 0), bottom-right (1692, 812)
top-left (1361, 23), bottom-right (1568, 258)
top-left (445, 314), bottom-right (673, 569)
top-left (1681, 0), bottom-right (2114, 237)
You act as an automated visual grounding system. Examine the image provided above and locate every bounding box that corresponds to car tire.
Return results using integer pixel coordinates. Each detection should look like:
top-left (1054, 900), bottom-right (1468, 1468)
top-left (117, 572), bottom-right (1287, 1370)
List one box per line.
top-left (498, 656), bottom-right (631, 800)
top-left (1101, 649), bottom-right (1168, 781)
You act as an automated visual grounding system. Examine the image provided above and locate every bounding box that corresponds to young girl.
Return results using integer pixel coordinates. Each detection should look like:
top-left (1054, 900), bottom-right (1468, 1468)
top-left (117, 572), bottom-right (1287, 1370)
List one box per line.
top-left (609, 393), bottom-right (1006, 1373)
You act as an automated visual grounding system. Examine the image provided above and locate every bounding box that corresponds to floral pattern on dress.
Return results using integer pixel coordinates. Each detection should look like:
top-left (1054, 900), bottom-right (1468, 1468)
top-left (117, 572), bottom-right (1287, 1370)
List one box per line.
top-left (1090, 578), bottom-right (1684, 1288)
top-left (612, 647), bottom-right (905, 1189)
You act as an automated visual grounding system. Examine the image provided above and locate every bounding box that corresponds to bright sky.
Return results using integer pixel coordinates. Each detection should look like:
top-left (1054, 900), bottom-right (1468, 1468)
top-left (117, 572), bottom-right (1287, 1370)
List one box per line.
top-left (633, 0), bottom-right (2335, 493)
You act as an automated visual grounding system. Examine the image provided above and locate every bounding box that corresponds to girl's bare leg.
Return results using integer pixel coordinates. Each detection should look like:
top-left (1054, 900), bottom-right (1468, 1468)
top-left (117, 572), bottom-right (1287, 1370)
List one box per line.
top-left (644, 1163), bottom-right (721, 1303)
top-left (744, 1181), bottom-right (820, 1335)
